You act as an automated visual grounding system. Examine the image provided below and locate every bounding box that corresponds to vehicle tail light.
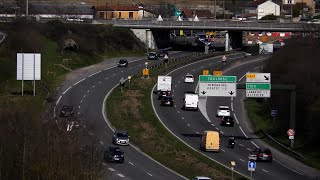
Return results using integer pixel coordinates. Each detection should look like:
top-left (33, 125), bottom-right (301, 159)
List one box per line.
top-left (259, 153), bottom-right (263, 157)
top-left (269, 154), bottom-right (272, 157)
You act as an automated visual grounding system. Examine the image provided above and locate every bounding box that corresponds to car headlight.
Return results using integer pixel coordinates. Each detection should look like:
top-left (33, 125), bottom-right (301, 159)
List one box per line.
top-left (116, 138), bottom-right (119, 141)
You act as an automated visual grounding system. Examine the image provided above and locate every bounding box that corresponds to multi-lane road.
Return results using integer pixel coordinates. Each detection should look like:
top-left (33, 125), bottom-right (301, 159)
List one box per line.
top-left (152, 55), bottom-right (320, 179)
top-left (55, 50), bottom-right (320, 179)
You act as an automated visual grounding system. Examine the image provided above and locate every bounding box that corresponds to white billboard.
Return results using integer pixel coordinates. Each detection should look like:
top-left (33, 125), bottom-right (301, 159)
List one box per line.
top-left (259, 44), bottom-right (273, 54)
top-left (157, 76), bottom-right (172, 91)
top-left (17, 53), bottom-right (41, 80)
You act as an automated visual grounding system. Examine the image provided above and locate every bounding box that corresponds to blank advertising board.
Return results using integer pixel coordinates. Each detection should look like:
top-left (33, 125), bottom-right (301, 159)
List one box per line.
top-left (157, 76), bottom-right (172, 91)
top-left (17, 53), bottom-right (41, 80)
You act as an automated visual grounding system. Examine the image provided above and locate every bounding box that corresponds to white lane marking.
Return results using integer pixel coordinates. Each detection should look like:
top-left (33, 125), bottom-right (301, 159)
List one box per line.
top-left (239, 126), bottom-right (248, 138)
top-left (231, 97), bottom-right (233, 101)
top-left (178, 81), bottom-right (180, 83)
top-left (220, 131), bottom-right (224, 134)
top-left (99, 141), bottom-right (104, 145)
top-left (209, 63), bottom-right (212, 65)
top-left (113, 74), bottom-right (116, 76)
top-left (246, 148), bottom-right (252, 151)
top-left (233, 113), bottom-right (239, 124)
top-left (196, 132), bottom-right (199, 134)
top-left (216, 127), bottom-right (220, 131)
top-left (187, 124), bottom-right (190, 126)
top-left (56, 96), bottom-right (62, 105)
top-left (192, 69), bottom-right (195, 71)
top-left (92, 85), bottom-right (95, 88)
top-left (62, 86), bottom-right (72, 95)
top-left (147, 173), bottom-right (153, 176)
top-left (99, 82), bottom-right (101, 83)
top-left (231, 102), bottom-right (234, 111)
top-left (87, 90), bottom-right (90, 93)
top-left (254, 66), bottom-right (262, 70)
top-left (177, 111), bottom-right (180, 113)
top-left (273, 159), bottom-right (304, 175)
top-left (73, 78), bottom-right (86, 86)
top-left (139, 64), bottom-right (142, 66)
top-left (238, 72), bottom-right (248, 82)
top-left (108, 168), bottom-right (115, 171)
top-left (121, 71), bottom-right (123, 73)
top-left (220, 149), bottom-right (225, 152)
top-left (262, 169), bottom-right (269, 173)
top-left (239, 144), bottom-right (244, 147)
top-left (174, 105), bottom-right (177, 107)
top-left (80, 100), bottom-right (83, 103)
top-left (175, 85), bottom-right (177, 87)
top-left (117, 174), bottom-right (125, 178)
top-left (211, 123), bottom-right (215, 126)
top-left (129, 67), bottom-right (132, 69)
top-left (129, 162), bottom-right (134, 165)
top-left (239, 159), bottom-right (245, 162)
top-left (251, 141), bottom-right (259, 148)
top-left (78, 112), bottom-right (80, 115)
top-left (200, 66), bottom-right (204, 68)
top-left (78, 106), bottom-right (81, 109)
top-left (105, 77), bottom-right (109, 79)
top-left (88, 71), bottom-right (101, 77)
top-left (83, 95), bottom-right (86, 98)
top-left (181, 117), bottom-right (184, 119)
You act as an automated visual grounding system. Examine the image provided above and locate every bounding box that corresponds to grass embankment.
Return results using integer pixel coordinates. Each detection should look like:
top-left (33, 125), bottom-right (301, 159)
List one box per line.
top-left (245, 99), bottom-right (320, 170)
top-left (107, 74), bottom-right (246, 179)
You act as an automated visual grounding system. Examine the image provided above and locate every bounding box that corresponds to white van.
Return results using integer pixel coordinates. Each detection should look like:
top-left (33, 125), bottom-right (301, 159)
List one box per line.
top-left (183, 92), bottom-right (198, 110)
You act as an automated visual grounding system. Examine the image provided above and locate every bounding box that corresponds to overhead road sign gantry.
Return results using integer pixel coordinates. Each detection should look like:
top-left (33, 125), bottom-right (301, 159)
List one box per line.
top-left (199, 75), bottom-right (237, 97)
top-left (246, 73), bottom-right (271, 98)
top-left (246, 73), bottom-right (271, 83)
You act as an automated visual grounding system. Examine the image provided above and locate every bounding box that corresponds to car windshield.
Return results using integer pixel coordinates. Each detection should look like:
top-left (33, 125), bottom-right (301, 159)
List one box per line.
top-left (119, 60), bottom-right (126, 63)
top-left (163, 97), bottom-right (173, 100)
top-left (220, 107), bottom-right (229, 110)
top-left (149, 53), bottom-right (156, 56)
top-left (62, 106), bottom-right (73, 110)
top-left (186, 75), bottom-right (193, 78)
top-left (262, 149), bottom-right (271, 154)
top-left (116, 132), bottom-right (128, 138)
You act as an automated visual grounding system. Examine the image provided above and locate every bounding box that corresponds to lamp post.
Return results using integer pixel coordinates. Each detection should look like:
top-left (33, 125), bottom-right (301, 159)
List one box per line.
top-left (145, 62), bottom-right (148, 68)
top-left (128, 76), bottom-right (131, 89)
top-left (230, 161), bottom-right (236, 180)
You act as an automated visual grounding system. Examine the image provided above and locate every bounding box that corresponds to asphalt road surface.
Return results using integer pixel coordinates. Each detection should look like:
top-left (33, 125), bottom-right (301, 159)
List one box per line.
top-left (152, 54), bottom-right (320, 180)
top-left (55, 52), bottom-right (195, 180)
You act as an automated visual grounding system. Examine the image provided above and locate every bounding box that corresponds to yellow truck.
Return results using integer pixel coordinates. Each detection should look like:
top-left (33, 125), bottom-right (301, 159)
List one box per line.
top-left (200, 131), bottom-right (220, 152)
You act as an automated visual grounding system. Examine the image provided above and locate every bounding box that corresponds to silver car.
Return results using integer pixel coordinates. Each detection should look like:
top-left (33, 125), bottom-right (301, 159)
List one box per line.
top-left (112, 130), bottom-right (130, 146)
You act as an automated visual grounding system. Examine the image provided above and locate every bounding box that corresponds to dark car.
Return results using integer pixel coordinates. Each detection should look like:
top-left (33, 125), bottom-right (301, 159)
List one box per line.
top-left (158, 90), bottom-right (171, 100)
top-left (249, 148), bottom-right (273, 162)
top-left (104, 146), bottom-right (124, 163)
top-left (220, 116), bottom-right (234, 127)
top-left (60, 105), bottom-right (74, 117)
top-left (148, 52), bottom-right (158, 60)
top-left (118, 59), bottom-right (128, 67)
top-left (112, 130), bottom-right (130, 146)
top-left (161, 96), bottom-right (174, 106)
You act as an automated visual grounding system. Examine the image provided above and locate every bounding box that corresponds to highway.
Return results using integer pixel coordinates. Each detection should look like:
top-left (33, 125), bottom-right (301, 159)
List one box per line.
top-left (152, 54), bottom-right (320, 179)
top-left (54, 52), bottom-right (195, 180)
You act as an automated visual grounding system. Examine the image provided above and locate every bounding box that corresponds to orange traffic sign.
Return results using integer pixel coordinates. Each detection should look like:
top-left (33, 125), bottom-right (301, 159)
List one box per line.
top-left (246, 73), bottom-right (256, 79)
top-left (143, 68), bottom-right (149, 76)
top-left (203, 70), bottom-right (209, 75)
top-left (213, 71), bottom-right (222, 76)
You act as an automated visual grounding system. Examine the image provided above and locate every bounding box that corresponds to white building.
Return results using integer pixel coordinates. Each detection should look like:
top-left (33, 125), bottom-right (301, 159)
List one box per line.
top-left (257, 0), bottom-right (280, 19)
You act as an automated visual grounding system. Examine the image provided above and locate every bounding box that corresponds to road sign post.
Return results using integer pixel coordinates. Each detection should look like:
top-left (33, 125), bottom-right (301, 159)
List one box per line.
top-left (248, 160), bottom-right (256, 180)
top-left (230, 161), bottom-right (236, 180)
top-left (287, 129), bottom-right (295, 149)
top-left (246, 73), bottom-right (271, 98)
top-left (198, 75), bottom-right (237, 97)
top-left (271, 109), bottom-right (278, 126)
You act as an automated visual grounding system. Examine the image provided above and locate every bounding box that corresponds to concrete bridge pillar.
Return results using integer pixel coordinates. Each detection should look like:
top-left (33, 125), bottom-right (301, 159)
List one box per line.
top-left (228, 31), bottom-right (243, 50)
top-left (131, 29), bottom-right (156, 50)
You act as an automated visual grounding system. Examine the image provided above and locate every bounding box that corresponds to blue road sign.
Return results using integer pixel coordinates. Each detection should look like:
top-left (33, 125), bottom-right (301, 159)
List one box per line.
top-left (271, 109), bottom-right (278, 117)
top-left (248, 160), bottom-right (256, 171)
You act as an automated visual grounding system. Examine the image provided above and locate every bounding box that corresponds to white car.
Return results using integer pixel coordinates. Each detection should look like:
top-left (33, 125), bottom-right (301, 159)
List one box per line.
top-left (184, 74), bottom-right (194, 83)
top-left (217, 106), bottom-right (230, 117)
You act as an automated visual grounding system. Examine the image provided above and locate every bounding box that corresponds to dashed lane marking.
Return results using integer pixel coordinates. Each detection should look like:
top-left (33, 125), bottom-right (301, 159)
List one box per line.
top-left (117, 174), bottom-right (125, 178)
top-left (262, 169), bottom-right (269, 173)
top-left (220, 149), bottom-right (225, 152)
top-left (177, 111), bottom-right (180, 113)
top-left (178, 81), bottom-right (180, 83)
top-left (113, 74), bottom-right (116, 76)
top-left (239, 144), bottom-right (244, 147)
top-left (99, 82), bottom-right (101, 83)
top-left (211, 123), bottom-right (215, 126)
top-left (181, 117), bottom-right (184, 119)
top-left (174, 105), bottom-right (177, 107)
top-left (129, 162), bottom-right (134, 165)
top-left (92, 85), bottom-right (95, 88)
top-left (56, 96), bottom-right (62, 105)
top-left (147, 173), bottom-right (153, 176)
top-left (106, 77), bottom-right (109, 79)
top-left (87, 90), bottom-right (90, 93)
top-left (240, 159), bottom-right (245, 162)
top-left (100, 141), bottom-right (103, 145)
top-left (216, 127), bottom-right (220, 131)
top-left (246, 148), bottom-right (252, 151)
top-left (196, 132), bottom-right (199, 134)
top-left (83, 95), bottom-right (86, 98)
top-left (187, 124), bottom-right (190, 126)
top-left (80, 100), bottom-right (83, 103)
top-left (108, 168), bottom-right (115, 171)
top-left (78, 106), bottom-right (81, 109)
top-left (220, 131), bottom-right (224, 134)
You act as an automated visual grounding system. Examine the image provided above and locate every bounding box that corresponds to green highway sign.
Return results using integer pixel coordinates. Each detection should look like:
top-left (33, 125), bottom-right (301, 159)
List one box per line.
top-left (246, 83), bottom-right (271, 90)
top-left (199, 75), bottom-right (236, 83)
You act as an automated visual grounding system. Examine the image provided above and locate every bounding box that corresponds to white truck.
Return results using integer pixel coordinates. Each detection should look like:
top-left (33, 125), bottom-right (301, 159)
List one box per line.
top-left (183, 92), bottom-right (199, 111)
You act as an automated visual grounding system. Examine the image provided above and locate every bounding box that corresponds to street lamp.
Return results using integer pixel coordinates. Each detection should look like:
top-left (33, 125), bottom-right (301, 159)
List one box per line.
top-left (128, 76), bottom-right (132, 89)
top-left (145, 62), bottom-right (148, 68)
top-left (230, 161), bottom-right (236, 180)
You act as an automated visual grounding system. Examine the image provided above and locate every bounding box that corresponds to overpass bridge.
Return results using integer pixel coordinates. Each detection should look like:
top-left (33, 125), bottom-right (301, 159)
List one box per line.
top-left (96, 19), bottom-right (319, 50)
top-left (98, 19), bottom-right (320, 32)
